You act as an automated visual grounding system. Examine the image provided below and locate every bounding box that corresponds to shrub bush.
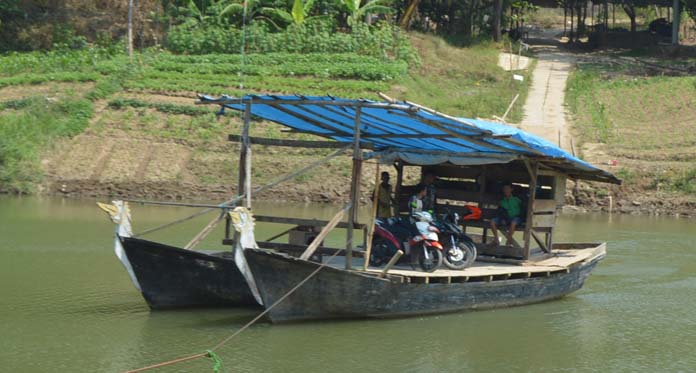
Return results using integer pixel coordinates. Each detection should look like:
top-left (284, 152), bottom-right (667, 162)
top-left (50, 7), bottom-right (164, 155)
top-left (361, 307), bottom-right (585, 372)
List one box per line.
top-left (166, 19), bottom-right (419, 65)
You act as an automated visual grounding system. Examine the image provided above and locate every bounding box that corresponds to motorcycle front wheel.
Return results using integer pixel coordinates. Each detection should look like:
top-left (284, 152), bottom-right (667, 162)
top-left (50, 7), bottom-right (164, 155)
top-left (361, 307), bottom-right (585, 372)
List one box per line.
top-left (418, 246), bottom-right (443, 273)
top-left (443, 241), bottom-right (477, 270)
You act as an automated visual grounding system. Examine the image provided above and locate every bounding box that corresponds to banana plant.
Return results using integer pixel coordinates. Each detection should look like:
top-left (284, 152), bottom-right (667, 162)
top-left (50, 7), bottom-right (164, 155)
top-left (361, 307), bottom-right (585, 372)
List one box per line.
top-left (340, 0), bottom-right (393, 25)
top-left (217, 0), bottom-right (289, 29)
top-left (285, 0), bottom-right (317, 25)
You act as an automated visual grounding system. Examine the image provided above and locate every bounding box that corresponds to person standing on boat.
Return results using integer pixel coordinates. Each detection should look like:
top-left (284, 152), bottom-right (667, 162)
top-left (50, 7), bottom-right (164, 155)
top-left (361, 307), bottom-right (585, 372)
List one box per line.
top-left (422, 171), bottom-right (438, 213)
top-left (373, 172), bottom-right (394, 219)
top-left (490, 184), bottom-right (523, 246)
top-left (409, 184), bottom-right (428, 217)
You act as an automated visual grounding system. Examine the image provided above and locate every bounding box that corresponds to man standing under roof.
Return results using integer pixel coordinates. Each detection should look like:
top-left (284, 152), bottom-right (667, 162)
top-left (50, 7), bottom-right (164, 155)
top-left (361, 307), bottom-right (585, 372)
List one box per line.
top-left (422, 171), bottom-right (438, 213)
top-left (373, 172), bottom-right (394, 219)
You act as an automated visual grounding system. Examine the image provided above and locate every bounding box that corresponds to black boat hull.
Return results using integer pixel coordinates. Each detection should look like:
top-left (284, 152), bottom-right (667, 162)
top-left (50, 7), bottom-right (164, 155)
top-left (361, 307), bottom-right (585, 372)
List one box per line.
top-left (244, 249), bottom-right (603, 323)
top-left (120, 237), bottom-right (259, 309)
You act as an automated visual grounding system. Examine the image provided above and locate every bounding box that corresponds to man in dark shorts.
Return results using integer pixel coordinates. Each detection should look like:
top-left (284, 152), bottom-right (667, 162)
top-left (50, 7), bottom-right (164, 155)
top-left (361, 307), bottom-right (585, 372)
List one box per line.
top-left (490, 184), bottom-right (523, 246)
top-left (422, 171), bottom-right (437, 213)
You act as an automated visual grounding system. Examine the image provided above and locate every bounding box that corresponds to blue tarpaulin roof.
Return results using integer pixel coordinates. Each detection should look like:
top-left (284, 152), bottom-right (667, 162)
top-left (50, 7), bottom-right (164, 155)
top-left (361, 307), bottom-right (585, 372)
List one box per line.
top-left (199, 94), bottom-right (619, 184)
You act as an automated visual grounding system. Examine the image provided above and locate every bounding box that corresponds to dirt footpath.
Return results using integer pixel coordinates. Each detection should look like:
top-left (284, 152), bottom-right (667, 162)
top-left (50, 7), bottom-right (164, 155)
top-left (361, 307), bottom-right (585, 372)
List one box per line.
top-left (519, 45), bottom-right (575, 151)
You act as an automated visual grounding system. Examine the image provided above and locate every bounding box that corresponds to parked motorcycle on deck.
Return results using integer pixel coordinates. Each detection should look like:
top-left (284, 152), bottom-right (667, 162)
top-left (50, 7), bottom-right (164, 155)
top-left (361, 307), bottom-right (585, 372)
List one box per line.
top-left (370, 211), bottom-right (443, 272)
top-left (433, 210), bottom-right (477, 270)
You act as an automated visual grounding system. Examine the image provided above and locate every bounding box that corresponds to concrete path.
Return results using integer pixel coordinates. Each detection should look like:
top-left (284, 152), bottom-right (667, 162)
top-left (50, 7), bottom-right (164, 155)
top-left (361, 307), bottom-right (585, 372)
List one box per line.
top-left (519, 43), bottom-right (575, 151)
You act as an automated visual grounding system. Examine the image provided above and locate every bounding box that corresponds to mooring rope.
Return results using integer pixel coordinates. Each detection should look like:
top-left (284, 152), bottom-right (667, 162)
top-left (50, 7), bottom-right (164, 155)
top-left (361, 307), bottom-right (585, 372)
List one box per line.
top-left (132, 145), bottom-right (350, 238)
top-left (125, 242), bottom-right (349, 372)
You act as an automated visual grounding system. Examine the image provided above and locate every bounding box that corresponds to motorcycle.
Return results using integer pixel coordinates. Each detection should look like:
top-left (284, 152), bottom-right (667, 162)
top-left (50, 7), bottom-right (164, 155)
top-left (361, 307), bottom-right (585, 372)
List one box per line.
top-left (433, 210), bottom-right (477, 270)
top-left (370, 211), bottom-right (443, 273)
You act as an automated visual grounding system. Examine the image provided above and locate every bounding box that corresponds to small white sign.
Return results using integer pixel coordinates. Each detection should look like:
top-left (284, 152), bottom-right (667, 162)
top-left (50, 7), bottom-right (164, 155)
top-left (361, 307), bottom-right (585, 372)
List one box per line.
top-left (513, 74), bottom-right (524, 82)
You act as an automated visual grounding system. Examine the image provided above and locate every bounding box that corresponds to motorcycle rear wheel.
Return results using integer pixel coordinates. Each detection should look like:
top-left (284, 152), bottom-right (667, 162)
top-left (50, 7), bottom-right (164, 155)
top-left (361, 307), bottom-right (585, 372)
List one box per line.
top-left (443, 241), bottom-right (477, 270)
top-left (418, 246), bottom-right (443, 273)
top-left (369, 239), bottom-right (398, 267)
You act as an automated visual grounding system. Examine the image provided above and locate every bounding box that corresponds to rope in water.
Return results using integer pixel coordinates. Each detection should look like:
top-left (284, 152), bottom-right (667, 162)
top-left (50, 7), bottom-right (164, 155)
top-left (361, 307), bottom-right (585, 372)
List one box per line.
top-left (125, 243), bottom-right (348, 372)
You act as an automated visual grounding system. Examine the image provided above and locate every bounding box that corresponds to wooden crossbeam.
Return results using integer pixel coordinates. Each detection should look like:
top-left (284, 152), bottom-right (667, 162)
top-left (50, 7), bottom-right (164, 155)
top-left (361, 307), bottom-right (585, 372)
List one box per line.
top-left (253, 215), bottom-right (365, 229)
top-left (228, 134), bottom-right (351, 149)
top-left (197, 96), bottom-right (418, 111)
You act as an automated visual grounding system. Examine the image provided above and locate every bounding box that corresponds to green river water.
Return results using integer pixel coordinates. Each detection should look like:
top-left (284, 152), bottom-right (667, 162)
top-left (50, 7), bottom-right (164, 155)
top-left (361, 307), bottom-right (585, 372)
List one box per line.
top-left (1, 196), bottom-right (695, 372)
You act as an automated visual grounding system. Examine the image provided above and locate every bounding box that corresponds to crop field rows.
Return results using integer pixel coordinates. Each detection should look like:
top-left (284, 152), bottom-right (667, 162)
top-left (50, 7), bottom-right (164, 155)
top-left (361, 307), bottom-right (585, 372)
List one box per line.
top-left (566, 61), bottom-right (696, 196)
top-left (0, 50), bottom-right (403, 99)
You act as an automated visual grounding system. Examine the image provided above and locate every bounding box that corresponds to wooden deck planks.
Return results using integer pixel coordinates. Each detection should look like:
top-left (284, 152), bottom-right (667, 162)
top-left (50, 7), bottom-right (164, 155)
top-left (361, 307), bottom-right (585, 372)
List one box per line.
top-left (361, 243), bottom-right (605, 278)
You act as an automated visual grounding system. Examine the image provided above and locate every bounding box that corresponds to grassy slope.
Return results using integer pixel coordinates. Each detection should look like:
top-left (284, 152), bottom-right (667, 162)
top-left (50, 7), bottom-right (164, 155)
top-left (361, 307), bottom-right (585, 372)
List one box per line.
top-left (389, 34), bottom-right (532, 123)
top-left (0, 34), bottom-right (532, 199)
top-left (566, 59), bottom-right (696, 210)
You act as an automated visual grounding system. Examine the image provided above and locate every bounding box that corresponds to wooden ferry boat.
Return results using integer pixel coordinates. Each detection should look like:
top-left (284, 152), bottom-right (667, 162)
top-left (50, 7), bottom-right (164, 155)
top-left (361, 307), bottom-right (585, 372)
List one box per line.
top-left (244, 243), bottom-right (605, 322)
top-left (102, 94), bottom-right (619, 320)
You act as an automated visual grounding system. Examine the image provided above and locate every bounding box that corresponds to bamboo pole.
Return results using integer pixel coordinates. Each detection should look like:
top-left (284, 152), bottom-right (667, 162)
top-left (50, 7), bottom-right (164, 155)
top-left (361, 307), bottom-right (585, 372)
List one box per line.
top-left (501, 94), bottom-right (520, 122)
top-left (184, 212), bottom-right (224, 250)
top-left (380, 250), bottom-right (404, 278)
top-left (363, 164), bottom-right (381, 270)
top-left (264, 227), bottom-right (295, 242)
top-left (300, 204), bottom-right (351, 260)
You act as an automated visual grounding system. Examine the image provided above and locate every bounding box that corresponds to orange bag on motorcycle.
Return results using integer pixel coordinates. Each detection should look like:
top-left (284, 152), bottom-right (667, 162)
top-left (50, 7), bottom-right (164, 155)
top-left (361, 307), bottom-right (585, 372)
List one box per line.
top-left (462, 205), bottom-right (481, 220)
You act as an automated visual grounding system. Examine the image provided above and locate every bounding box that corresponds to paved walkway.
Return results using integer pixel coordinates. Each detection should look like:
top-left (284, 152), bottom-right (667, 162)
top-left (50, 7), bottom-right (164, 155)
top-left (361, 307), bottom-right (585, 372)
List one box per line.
top-left (519, 43), bottom-right (575, 151)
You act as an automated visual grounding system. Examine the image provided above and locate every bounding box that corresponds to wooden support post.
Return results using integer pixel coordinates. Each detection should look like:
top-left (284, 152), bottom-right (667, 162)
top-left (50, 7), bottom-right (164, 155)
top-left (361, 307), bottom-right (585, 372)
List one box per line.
top-left (364, 163), bottom-right (381, 270)
top-left (346, 106), bottom-right (363, 270)
top-left (224, 212), bottom-right (231, 240)
top-left (231, 101), bottom-right (252, 248)
top-left (300, 205), bottom-right (350, 260)
top-left (394, 161), bottom-right (404, 214)
top-left (237, 104), bottom-right (249, 205)
top-left (243, 101), bottom-right (252, 209)
top-left (478, 167), bottom-right (488, 242)
top-left (380, 250), bottom-right (404, 278)
top-left (523, 160), bottom-right (538, 259)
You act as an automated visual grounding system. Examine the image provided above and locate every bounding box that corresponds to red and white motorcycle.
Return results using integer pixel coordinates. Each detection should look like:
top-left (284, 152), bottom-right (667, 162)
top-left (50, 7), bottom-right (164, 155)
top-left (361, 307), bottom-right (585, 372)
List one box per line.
top-left (371, 211), bottom-right (443, 272)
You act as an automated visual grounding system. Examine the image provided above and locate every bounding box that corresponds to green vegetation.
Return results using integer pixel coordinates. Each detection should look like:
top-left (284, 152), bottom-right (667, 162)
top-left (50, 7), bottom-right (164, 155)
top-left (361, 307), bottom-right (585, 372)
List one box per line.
top-left (0, 97), bottom-right (93, 193)
top-left (390, 35), bottom-right (533, 122)
top-left (0, 37), bottom-right (532, 193)
top-left (566, 61), bottom-right (696, 195)
top-left (0, 8), bottom-right (532, 195)
top-left (167, 20), bottom-right (418, 64)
